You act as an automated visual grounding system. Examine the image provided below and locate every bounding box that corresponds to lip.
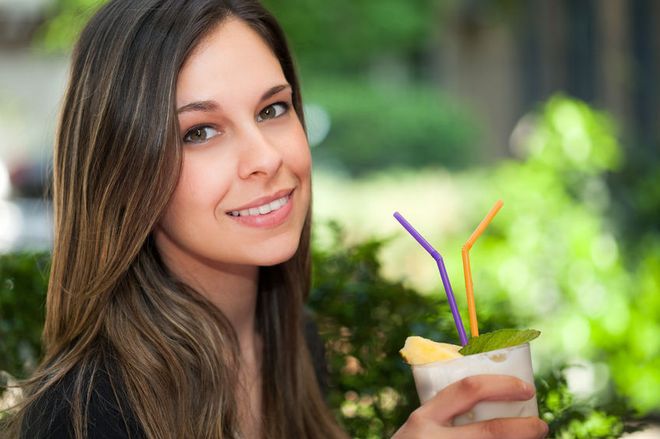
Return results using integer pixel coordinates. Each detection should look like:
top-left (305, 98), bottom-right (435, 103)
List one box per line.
top-left (225, 188), bottom-right (294, 212)
top-left (226, 189), bottom-right (295, 229)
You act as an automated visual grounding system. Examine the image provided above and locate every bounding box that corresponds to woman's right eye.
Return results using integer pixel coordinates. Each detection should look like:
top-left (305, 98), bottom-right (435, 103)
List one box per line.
top-left (183, 125), bottom-right (219, 144)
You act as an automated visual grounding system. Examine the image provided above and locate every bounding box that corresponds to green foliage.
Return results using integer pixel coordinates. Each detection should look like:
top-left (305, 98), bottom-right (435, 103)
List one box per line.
top-left (259, 0), bottom-right (439, 72)
top-left (305, 77), bottom-right (479, 175)
top-left (306, 95), bottom-right (659, 436)
top-left (328, 95), bottom-right (660, 419)
top-left (536, 368), bottom-right (637, 438)
top-left (309, 222), bottom-right (455, 437)
top-left (0, 253), bottom-right (49, 378)
top-left (309, 222), bottom-right (638, 438)
top-left (35, 0), bottom-right (105, 52)
top-left (447, 96), bottom-right (660, 415)
top-left (1, 221), bottom-right (641, 437)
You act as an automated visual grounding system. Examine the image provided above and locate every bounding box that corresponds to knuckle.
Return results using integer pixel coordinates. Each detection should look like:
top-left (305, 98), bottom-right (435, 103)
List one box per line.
top-left (480, 418), bottom-right (548, 439)
top-left (395, 412), bottom-right (428, 439)
top-left (405, 410), bottom-right (426, 428)
top-left (457, 375), bottom-right (482, 395)
top-left (482, 418), bottom-right (506, 437)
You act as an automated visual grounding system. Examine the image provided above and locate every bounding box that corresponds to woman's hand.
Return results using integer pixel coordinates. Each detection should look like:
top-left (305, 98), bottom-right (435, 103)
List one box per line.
top-left (392, 375), bottom-right (548, 439)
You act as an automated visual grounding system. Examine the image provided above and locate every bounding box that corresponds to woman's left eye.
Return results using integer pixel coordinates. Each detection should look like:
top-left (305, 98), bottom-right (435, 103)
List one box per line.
top-left (256, 102), bottom-right (289, 122)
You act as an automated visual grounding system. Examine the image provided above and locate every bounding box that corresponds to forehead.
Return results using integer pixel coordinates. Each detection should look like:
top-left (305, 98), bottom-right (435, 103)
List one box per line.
top-left (176, 18), bottom-right (286, 105)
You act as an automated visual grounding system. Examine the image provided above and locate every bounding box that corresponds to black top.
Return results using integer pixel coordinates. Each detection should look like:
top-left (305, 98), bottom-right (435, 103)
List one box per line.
top-left (21, 367), bottom-right (143, 439)
top-left (21, 317), bottom-right (328, 438)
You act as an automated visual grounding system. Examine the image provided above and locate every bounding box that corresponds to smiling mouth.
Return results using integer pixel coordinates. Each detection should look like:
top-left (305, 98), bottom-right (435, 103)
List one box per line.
top-left (227, 194), bottom-right (291, 217)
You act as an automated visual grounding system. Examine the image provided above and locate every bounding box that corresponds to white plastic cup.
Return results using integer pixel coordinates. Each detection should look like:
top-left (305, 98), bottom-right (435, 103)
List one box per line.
top-left (411, 342), bottom-right (538, 425)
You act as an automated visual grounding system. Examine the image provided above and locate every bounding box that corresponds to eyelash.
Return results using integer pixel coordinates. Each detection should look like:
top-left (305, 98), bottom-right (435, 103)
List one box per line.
top-left (182, 101), bottom-right (291, 145)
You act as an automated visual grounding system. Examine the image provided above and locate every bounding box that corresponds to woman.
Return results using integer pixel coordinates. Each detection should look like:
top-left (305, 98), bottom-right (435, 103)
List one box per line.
top-left (7, 0), bottom-right (548, 437)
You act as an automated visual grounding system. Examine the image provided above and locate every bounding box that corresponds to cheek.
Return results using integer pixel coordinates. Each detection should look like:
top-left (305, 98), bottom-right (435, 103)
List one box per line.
top-left (283, 124), bottom-right (312, 180)
top-left (290, 146), bottom-right (311, 181)
top-left (165, 152), bottom-right (234, 223)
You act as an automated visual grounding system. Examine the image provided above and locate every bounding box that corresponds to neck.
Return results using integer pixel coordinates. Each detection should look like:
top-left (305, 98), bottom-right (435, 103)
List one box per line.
top-left (194, 262), bottom-right (260, 354)
top-left (158, 248), bottom-right (261, 357)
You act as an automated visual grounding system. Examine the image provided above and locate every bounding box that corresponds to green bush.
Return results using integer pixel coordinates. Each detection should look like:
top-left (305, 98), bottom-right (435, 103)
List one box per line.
top-left (310, 222), bottom-right (639, 438)
top-left (0, 253), bottom-right (48, 378)
top-left (444, 96), bottom-right (660, 416)
top-left (1, 228), bottom-right (641, 437)
top-left (306, 95), bottom-right (660, 427)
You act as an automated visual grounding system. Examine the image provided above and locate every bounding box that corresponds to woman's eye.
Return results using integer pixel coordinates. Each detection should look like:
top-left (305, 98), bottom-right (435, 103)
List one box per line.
top-left (183, 126), bottom-right (219, 144)
top-left (257, 102), bottom-right (289, 122)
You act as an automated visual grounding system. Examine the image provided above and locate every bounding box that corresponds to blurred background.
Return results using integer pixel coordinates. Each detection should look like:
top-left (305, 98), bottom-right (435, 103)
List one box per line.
top-left (1, 0), bottom-right (658, 437)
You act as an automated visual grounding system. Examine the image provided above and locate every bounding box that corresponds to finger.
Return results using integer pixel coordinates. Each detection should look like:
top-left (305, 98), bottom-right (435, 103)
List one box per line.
top-left (417, 375), bottom-right (535, 423)
top-left (452, 416), bottom-right (549, 439)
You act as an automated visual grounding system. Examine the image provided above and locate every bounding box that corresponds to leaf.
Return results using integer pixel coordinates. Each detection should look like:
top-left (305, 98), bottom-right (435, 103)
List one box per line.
top-left (459, 329), bottom-right (540, 356)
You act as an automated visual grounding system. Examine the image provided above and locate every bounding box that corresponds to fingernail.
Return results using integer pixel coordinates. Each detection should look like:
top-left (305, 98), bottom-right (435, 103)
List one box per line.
top-left (522, 382), bottom-right (535, 396)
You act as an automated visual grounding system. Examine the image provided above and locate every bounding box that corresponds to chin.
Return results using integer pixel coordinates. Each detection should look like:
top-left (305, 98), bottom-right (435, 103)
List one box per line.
top-left (257, 241), bottom-right (301, 267)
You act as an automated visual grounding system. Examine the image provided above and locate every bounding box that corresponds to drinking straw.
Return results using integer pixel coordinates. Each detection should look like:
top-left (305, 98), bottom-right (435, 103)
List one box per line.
top-left (462, 200), bottom-right (503, 338)
top-left (434, 258), bottom-right (468, 346)
top-left (393, 212), bottom-right (469, 346)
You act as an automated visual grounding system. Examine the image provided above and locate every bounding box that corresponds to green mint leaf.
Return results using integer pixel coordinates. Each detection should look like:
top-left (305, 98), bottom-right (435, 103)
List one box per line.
top-left (458, 329), bottom-right (540, 355)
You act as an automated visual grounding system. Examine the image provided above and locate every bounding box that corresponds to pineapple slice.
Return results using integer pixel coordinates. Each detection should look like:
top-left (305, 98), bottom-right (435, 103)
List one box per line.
top-left (399, 336), bottom-right (463, 365)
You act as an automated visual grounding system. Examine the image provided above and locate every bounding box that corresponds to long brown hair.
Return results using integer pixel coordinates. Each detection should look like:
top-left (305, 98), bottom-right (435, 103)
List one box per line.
top-left (6, 0), bottom-right (346, 437)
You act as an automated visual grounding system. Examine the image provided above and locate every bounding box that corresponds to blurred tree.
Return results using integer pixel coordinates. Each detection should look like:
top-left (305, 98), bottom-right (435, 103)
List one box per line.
top-left (441, 96), bottom-right (660, 415)
top-left (262, 0), bottom-right (439, 74)
top-left (304, 77), bottom-right (479, 175)
top-left (0, 253), bottom-right (48, 377)
top-left (38, 0), bottom-right (440, 72)
top-left (306, 94), bottom-right (659, 430)
top-left (35, 0), bottom-right (105, 52)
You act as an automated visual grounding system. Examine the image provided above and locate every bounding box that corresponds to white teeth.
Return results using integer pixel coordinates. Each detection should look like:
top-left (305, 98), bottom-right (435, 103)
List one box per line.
top-left (269, 199), bottom-right (282, 210)
top-left (229, 195), bottom-right (289, 217)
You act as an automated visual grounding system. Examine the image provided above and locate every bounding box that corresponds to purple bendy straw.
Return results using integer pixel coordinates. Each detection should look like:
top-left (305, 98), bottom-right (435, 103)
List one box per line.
top-left (393, 212), bottom-right (469, 346)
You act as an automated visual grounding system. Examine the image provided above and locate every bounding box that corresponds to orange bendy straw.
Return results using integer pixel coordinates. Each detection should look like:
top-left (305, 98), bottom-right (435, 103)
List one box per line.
top-left (462, 200), bottom-right (504, 338)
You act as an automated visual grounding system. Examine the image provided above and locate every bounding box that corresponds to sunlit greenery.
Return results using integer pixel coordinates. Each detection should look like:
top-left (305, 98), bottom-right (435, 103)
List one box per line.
top-left (312, 96), bottom-right (660, 424)
top-left (310, 225), bottom-right (638, 437)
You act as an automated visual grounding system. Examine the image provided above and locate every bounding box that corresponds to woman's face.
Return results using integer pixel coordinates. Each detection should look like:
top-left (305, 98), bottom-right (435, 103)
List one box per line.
top-left (154, 19), bottom-right (311, 273)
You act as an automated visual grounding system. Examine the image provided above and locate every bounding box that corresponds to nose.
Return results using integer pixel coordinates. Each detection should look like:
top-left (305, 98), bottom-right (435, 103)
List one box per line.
top-left (236, 124), bottom-right (284, 180)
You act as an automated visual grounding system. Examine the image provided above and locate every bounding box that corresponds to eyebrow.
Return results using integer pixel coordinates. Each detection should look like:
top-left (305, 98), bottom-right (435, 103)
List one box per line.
top-left (176, 83), bottom-right (291, 114)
